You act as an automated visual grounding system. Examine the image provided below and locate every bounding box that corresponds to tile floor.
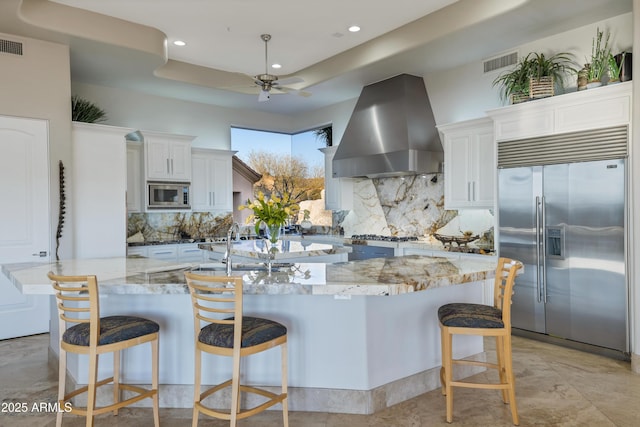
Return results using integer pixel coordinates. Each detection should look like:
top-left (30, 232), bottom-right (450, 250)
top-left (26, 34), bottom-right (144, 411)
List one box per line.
top-left (1, 333), bottom-right (639, 426)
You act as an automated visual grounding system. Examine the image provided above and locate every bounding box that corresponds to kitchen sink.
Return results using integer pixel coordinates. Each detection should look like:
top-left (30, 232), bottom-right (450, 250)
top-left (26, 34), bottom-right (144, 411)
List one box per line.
top-left (190, 262), bottom-right (293, 273)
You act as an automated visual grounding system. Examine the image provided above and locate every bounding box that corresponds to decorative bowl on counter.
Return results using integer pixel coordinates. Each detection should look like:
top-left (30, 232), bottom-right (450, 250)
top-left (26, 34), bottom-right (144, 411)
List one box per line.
top-left (433, 233), bottom-right (480, 247)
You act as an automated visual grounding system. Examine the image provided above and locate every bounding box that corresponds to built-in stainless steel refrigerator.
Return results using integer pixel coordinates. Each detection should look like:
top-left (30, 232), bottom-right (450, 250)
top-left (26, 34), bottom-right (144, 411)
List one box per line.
top-left (498, 158), bottom-right (628, 354)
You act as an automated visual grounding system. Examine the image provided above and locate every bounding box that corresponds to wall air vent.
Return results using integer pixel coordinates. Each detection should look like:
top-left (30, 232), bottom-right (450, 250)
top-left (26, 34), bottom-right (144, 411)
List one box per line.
top-left (0, 39), bottom-right (23, 56)
top-left (483, 51), bottom-right (517, 73)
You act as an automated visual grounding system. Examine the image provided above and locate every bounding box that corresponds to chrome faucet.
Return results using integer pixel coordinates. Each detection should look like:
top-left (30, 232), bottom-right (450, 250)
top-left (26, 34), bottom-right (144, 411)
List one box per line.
top-left (224, 222), bottom-right (241, 275)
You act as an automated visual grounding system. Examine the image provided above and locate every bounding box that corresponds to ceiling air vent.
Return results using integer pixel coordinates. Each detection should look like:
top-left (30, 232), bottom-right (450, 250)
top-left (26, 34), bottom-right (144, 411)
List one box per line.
top-left (483, 51), bottom-right (517, 73)
top-left (0, 39), bottom-right (23, 56)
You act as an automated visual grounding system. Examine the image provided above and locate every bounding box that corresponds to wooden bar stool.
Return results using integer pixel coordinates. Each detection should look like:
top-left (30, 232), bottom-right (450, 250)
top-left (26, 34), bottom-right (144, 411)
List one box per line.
top-left (184, 272), bottom-right (288, 427)
top-left (437, 258), bottom-right (523, 425)
top-left (48, 272), bottom-right (160, 427)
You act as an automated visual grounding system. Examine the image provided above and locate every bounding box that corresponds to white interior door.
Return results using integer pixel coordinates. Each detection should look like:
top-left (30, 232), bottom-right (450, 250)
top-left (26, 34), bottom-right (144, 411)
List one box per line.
top-left (0, 115), bottom-right (51, 339)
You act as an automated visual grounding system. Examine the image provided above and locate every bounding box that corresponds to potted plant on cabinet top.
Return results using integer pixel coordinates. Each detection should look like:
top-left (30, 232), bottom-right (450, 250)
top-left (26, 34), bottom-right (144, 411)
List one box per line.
top-left (527, 52), bottom-right (576, 98)
top-left (492, 55), bottom-right (532, 104)
top-left (607, 52), bottom-right (626, 84)
top-left (586, 27), bottom-right (611, 87)
top-left (493, 52), bottom-right (576, 104)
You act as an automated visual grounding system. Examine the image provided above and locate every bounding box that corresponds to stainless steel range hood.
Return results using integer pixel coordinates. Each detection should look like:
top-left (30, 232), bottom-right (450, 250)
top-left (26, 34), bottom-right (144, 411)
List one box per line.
top-left (332, 74), bottom-right (443, 178)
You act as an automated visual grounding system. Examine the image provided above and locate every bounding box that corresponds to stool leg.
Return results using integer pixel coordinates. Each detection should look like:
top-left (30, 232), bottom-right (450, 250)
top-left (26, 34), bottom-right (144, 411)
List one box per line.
top-left (151, 338), bottom-right (160, 427)
top-left (56, 347), bottom-right (66, 427)
top-left (441, 327), bottom-right (454, 423)
top-left (192, 347), bottom-right (201, 427)
top-left (440, 325), bottom-right (446, 396)
top-left (281, 342), bottom-right (289, 427)
top-left (230, 347), bottom-right (241, 427)
top-left (86, 351), bottom-right (99, 427)
top-left (113, 349), bottom-right (120, 415)
top-left (504, 334), bottom-right (519, 425)
top-left (496, 336), bottom-right (508, 403)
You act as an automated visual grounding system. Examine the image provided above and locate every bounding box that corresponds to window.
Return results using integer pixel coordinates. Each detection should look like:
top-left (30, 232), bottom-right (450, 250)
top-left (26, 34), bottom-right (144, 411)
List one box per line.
top-left (231, 126), bottom-right (331, 226)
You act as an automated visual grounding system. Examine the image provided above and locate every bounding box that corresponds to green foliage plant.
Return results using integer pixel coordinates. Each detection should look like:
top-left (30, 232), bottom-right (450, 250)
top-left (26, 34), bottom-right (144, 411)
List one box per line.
top-left (528, 52), bottom-right (577, 84)
top-left (493, 51), bottom-right (576, 103)
top-left (587, 27), bottom-right (611, 82)
top-left (71, 95), bottom-right (107, 123)
top-left (608, 52), bottom-right (625, 82)
top-left (313, 126), bottom-right (332, 146)
top-left (492, 55), bottom-right (532, 102)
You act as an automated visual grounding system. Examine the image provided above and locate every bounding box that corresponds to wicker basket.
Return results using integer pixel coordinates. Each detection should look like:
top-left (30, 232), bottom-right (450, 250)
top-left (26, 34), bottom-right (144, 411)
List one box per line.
top-left (510, 93), bottom-right (530, 104)
top-left (529, 76), bottom-right (554, 99)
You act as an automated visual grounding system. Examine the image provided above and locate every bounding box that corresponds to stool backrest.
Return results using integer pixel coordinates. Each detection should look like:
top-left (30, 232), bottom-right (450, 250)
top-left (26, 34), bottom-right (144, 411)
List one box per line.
top-left (48, 272), bottom-right (100, 346)
top-left (493, 258), bottom-right (523, 327)
top-left (184, 273), bottom-right (244, 346)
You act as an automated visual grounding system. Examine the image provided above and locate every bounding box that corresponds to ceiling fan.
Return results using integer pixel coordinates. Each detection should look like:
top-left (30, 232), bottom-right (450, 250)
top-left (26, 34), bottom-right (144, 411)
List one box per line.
top-left (231, 34), bottom-right (310, 102)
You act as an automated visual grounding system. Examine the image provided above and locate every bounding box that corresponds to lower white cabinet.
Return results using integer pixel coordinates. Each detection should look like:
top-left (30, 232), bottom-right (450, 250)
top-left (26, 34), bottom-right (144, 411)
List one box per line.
top-left (127, 243), bottom-right (203, 262)
top-left (438, 117), bottom-right (495, 209)
top-left (191, 148), bottom-right (234, 211)
top-left (320, 146), bottom-right (353, 210)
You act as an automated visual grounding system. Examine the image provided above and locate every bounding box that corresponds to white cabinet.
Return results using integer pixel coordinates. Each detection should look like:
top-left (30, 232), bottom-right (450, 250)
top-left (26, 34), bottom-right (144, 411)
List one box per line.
top-left (489, 81), bottom-right (632, 142)
top-left (178, 244), bottom-right (204, 262)
top-left (127, 246), bottom-right (148, 257)
top-left (146, 244), bottom-right (178, 261)
top-left (439, 117), bottom-right (494, 209)
top-left (127, 243), bottom-right (203, 262)
top-left (191, 148), bottom-right (234, 211)
top-left (72, 122), bottom-right (133, 258)
top-left (126, 142), bottom-right (143, 212)
top-left (144, 132), bottom-right (194, 181)
top-left (320, 146), bottom-right (353, 210)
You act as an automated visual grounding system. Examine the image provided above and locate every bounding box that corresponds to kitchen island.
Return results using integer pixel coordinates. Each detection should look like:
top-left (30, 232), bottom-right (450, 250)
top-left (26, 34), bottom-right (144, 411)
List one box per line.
top-left (3, 255), bottom-right (497, 414)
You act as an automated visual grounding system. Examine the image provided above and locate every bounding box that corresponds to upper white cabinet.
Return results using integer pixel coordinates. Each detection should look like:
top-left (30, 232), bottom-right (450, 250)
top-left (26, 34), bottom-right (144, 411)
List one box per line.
top-left (191, 148), bottom-right (234, 211)
top-left (439, 117), bottom-right (495, 209)
top-left (126, 141), bottom-right (143, 212)
top-left (488, 82), bottom-right (632, 142)
top-left (320, 146), bottom-right (353, 210)
top-left (144, 132), bottom-right (194, 181)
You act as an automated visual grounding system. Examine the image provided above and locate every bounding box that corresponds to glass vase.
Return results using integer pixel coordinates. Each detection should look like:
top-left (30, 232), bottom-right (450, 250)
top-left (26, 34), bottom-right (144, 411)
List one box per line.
top-left (265, 223), bottom-right (282, 244)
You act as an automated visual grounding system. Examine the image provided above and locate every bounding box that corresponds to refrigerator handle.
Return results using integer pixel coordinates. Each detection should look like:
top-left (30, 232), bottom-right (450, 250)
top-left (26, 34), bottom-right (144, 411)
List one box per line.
top-left (535, 196), bottom-right (542, 303)
top-left (541, 196), bottom-right (547, 303)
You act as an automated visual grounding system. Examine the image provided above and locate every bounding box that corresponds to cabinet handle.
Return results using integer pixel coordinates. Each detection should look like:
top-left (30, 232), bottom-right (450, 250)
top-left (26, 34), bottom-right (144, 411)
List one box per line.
top-left (211, 191), bottom-right (215, 206)
top-left (171, 159), bottom-right (174, 175)
top-left (166, 158), bottom-right (170, 174)
top-left (472, 181), bottom-right (476, 201)
top-left (467, 182), bottom-right (471, 201)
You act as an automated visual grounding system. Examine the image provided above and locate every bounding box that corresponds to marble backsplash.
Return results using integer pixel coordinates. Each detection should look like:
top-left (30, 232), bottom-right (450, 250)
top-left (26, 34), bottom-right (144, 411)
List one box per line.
top-left (333, 173), bottom-right (494, 244)
top-left (127, 173), bottom-right (494, 247)
top-left (127, 212), bottom-right (233, 242)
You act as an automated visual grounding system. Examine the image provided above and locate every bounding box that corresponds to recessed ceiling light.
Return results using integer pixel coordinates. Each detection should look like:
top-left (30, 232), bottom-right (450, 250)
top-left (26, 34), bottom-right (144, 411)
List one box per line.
top-left (271, 63), bottom-right (282, 69)
top-left (173, 40), bottom-right (186, 46)
top-left (348, 25), bottom-right (361, 33)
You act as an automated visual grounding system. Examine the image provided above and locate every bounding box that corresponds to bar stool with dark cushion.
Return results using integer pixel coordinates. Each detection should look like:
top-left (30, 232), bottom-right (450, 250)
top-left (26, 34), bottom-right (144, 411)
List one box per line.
top-left (48, 272), bottom-right (160, 427)
top-left (184, 272), bottom-right (288, 427)
top-left (437, 257), bottom-right (522, 425)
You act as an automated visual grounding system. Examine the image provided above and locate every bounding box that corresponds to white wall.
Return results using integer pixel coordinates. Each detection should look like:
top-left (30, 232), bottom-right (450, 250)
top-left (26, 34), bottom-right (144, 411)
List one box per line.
top-left (0, 32), bottom-right (73, 260)
top-left (72, 82), bottom-right (298, 150)
top-left (425, 12), bottom-right (633, 125)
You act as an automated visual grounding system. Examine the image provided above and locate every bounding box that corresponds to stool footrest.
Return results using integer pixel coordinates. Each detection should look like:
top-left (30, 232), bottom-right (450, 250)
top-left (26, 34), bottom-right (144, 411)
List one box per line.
top-left (196, 382), bottom-right (287, 421)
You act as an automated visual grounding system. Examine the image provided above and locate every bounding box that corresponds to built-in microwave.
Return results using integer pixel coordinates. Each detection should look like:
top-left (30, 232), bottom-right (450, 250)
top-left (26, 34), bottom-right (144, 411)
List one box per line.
top-left (147, 182), bottom-right (190, 209)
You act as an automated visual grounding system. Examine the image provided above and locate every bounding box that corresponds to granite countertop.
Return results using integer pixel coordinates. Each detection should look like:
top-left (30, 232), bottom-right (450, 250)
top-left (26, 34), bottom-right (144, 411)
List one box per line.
top-left (3, 255), bottom-right (497, 297)
top-left (198, 238), bottom-right (351, 261)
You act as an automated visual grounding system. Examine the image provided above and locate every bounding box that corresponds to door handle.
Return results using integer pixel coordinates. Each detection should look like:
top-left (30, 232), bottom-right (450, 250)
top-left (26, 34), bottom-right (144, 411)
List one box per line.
top-left (535, 196), bottom-right (541, 303)
top-left (32, 251), bottom-right (47, 257)
top-left (541, 196), bottom-right (547, 303)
